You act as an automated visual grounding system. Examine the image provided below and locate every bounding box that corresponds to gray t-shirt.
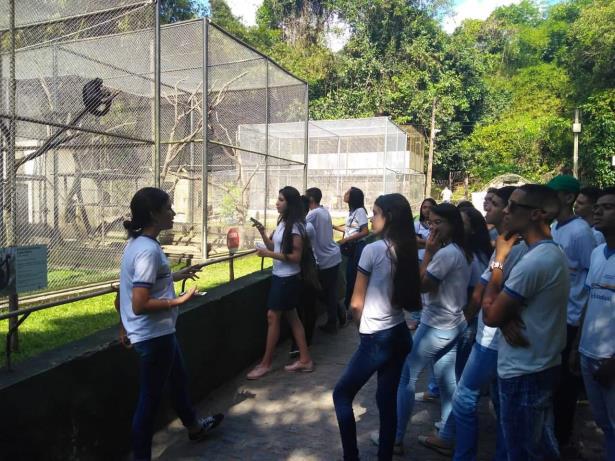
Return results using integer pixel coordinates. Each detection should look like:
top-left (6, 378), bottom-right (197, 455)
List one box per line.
top-left (421, 243), bottom-right (471, 329)
top-left (357, 239), bottom-right (406, 334)
top-left (344, 208), bottom-right (369, 239)
top-left (306, 206), bottom-right (342, 270)
top-left (499, 241), bottom-right (569, 378)
top-left (580, 244), bottom-right (615, 360)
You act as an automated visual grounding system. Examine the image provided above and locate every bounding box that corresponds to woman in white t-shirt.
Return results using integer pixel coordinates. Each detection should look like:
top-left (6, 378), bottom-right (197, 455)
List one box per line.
top-left (247, 186), bottom-right (314, 379)
top-left (395, 203), bottom-right (472, 455)
top-left (333, 187), bottom-right (370, 311)
top-left (117, 188), bottom-right (223, 460)
top-left (333, 193), bottom-right (421, 461)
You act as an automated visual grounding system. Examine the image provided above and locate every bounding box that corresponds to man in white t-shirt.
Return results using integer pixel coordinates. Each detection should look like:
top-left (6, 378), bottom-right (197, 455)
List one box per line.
top-left (441, 186), bottom-right (452, 203)
top-left (483, 184), bottom-right (569, 461)
top-left (574, 186), bottom-right (606, 245)
top-left (577, 187), bottom-right (615, 461)
top-left (304, 188), bottom-right (344, 334)
top-left (547, 175), bottom-right (597, 450)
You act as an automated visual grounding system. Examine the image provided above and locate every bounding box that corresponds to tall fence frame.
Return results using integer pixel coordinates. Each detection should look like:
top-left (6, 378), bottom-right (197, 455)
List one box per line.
top-left (0, 1), bottom-right (308, 302)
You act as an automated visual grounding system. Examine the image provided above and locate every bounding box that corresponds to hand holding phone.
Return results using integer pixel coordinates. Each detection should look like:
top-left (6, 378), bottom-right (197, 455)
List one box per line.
top-left (250, 217), bottom-right (264, 232)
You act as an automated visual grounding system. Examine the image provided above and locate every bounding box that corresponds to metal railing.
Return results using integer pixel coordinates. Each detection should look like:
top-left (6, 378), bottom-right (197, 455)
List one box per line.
top-left (1, 249), bottom-right (262, 370)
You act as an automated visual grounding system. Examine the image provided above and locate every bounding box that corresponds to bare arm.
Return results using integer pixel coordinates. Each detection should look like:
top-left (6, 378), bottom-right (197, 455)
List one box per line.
top-left (131, 286), bottom-right (196, 316)
top-left (350, 271), bottom-right (368, 327)
top-left (256, 234), bottom-right (302, 264)
top-left (465, 283), bottom-right (485, 321)
top-left (339, 226), bottom-right (369, 244)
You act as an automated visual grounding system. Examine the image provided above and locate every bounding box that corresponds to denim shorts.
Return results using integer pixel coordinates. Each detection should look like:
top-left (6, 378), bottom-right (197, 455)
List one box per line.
top-left (267, 274), bottom-right (301, 311)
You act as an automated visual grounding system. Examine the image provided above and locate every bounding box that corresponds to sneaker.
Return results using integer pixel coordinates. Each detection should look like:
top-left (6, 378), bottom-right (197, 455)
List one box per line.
top-left (415, 391), bottom-right (439, 403)
top-left (318, 324), bottom-right (338, 335)
top-left (434, 421), bottom-right (442, 431)
top-left (418, 434), bottom-right (453, 456)
top-left (284, 360), bottom-right (314, 372)
top-left (370, 432), bottom-right (404, 455)
top-left (246, 364), bottom-right (271, 380)
top-left (188, 414), bottom-right (224, 441)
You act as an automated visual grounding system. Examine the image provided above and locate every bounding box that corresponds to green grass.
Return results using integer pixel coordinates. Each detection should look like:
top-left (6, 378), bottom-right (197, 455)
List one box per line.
top-left (0, 255), bottom-right (271, 365)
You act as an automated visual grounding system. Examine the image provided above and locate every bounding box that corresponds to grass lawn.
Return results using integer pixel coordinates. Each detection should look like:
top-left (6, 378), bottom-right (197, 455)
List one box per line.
top-left (0, 255), bottom-right (271, 365)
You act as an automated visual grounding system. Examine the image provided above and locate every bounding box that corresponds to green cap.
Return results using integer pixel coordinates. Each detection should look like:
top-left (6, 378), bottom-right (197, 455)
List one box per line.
top-left (546, 175), bottom-right (580, 193)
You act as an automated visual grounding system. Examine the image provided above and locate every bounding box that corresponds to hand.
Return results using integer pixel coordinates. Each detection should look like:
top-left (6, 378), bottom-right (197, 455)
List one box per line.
top-left (500, 315), bottom-right (530, 348)
top-left (425, 229), bottom-right (441, 255)
top-left (594, 358), bottom-right (615, 388)
top-left (173, 264), bottom-right (202, 282)
top-left (256, 247), bottom-right (271, 258)
top-left (251, 219), bottom-right (265, 234)
top-left (494, 232), bottom-right (518, 263)
top-left (338, 238), bottom-right (346, 245)
top-left (176, 286), bottom-right (197, 304)
top-left (119, 323), bottom-right (131, 348)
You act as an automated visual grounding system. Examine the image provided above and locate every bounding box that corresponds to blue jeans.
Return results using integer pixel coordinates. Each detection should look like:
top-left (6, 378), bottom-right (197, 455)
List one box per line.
top-left (333, 322), bottom-right (411, 461)
top-left (132, 333), bottom-right (196, 461)
top-left (453, 343), bottom-right (506, 461)
top-left (344, 240), bottom-right (366, 309)
top-left (581, 354), bottom-right (615, 460)
top-left (498, 366), bottom-right (560, 461)
top-left (396, 321), bottom-right (466, 443)
top-left (455, 316), bottom-right (478, 380)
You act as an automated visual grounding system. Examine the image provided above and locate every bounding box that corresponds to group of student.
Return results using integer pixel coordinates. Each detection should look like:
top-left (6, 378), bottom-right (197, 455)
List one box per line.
top-left (116, 176), bottom-right (613, 461)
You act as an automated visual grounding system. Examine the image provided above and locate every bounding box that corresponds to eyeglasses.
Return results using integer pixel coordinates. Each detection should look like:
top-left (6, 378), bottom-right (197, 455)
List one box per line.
top-left (508, 200), bottom-right (542, 213)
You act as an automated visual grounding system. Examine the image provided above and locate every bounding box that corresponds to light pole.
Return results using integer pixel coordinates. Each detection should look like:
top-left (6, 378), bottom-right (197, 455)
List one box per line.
top-left (572, 108), bottom-right (581, 178)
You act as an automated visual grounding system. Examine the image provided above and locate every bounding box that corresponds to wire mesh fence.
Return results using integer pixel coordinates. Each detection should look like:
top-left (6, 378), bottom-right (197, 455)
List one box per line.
top-left (0, 3), bottom-right (308, 295)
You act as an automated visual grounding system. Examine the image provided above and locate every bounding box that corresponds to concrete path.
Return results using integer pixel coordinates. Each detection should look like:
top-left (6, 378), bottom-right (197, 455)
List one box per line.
top-left (151, 316), bottom-right (605, 461)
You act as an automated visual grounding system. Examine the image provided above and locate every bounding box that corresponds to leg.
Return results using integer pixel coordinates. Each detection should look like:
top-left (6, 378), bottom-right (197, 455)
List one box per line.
top-left (320, 265), bottom-right (340, 328)
top-left (490, 377), bottom-right (507, 461)
top-left (376, 326), bottom-right (412, 460)
top-left (452, 343), bottom-right (498, 461)
top-left (334, 334), bottom-right (384, 461)
top-left (285, 308), bottom-right (312, 364)
top-left (581, 354), bottom-right (615, 460)
top-left (260, 310), bottom-right (282, 368)
top-left (132, 335), bottom-right (176, 461)
top-left (455, 316), bottom-right (477, 381)
top-left (554, 325), bottom-right (583, 447)
top-left (167, 335), bottom-right (197, 428)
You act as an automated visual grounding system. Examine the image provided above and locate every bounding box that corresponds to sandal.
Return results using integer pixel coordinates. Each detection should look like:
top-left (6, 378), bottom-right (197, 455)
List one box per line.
top-left (418, 434), bottom-right (453, 456)
top-left (246, 364), bottom-right (271, 380)
top-left (284, 360), bottom-right (314, 373)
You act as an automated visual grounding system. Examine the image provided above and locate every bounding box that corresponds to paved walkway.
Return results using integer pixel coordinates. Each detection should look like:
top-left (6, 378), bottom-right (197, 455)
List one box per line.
top-left (151, 315), bottom-right (605, 460)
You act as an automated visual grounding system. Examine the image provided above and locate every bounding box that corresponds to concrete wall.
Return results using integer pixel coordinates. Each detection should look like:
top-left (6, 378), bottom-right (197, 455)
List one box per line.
top-left (0, 271), bottom-right (273, 461)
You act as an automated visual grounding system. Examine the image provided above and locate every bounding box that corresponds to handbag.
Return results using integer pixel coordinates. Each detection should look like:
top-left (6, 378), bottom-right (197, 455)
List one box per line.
top-left (340, 240), bottom-right (357, 257)
top-left (300, 233), bottom-right (322, 293)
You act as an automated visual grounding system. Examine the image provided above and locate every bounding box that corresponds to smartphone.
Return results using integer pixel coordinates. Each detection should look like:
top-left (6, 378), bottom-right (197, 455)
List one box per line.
top-left (250, 217), bottom-right (262, 227)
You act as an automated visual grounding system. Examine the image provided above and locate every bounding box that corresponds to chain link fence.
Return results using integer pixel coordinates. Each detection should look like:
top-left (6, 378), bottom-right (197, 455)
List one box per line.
top-left (0, 3), bottom-right (308, 295)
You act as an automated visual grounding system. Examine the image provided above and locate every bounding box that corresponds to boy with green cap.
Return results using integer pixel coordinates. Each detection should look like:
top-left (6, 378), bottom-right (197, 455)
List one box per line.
top-left (547, 174), bottom-right (597, 453)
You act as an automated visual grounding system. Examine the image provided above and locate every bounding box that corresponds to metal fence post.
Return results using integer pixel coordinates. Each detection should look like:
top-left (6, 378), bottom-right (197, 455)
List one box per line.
top-left (264, 60), bottom-right (269, 228)
top-left (201, 18), bottom-right (209, 261)
top-left (382, 118), bottom-right (388, 194)
top-left (303, 84), bottom-right (309, 191)
top-left (153, 0), bottom-right (161, 188)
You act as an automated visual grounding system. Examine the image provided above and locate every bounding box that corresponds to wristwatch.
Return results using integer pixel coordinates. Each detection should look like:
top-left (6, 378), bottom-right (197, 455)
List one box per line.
top-left (489, 261), bottom-right (504, 272)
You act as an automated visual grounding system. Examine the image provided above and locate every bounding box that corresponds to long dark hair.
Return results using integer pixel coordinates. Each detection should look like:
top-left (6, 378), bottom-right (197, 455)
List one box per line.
top-left (430, 203), bottom-right (472, 263)
top-left (123, 187), bottom-right (170, 239)
top-left (374, 194), bottom-right (422, 312)
top-left (278, 186), bottom-right (305, 254)
top-left (460, 206), bottom-right (492, 264)
top-left (348, 187), bottom-right (366, 213)
top-left (419, 197), bottom-right (437, 223)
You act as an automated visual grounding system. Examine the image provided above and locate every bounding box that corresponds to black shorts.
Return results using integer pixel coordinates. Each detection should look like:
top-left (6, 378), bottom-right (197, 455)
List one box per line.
top-left (267, 274), bottom-right (301, 311)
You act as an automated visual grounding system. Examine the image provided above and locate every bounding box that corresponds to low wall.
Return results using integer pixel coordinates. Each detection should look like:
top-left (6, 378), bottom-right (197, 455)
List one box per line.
top-left (0, 270), bottom-right (273, 461)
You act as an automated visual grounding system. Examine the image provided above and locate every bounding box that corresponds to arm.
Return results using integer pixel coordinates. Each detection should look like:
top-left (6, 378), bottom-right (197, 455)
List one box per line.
top-left (350, 271), bottom-right (368, 327)
top-left (257, 234), bottom-right (302, 264)
top-left (333, 224), bottom-right (346, 233)
top-left (465, 282), bottom-right (485, 321)
top-left (419, 229), bottom-right (442, 293)
top-left (131, 286), bottom-right (196, 316)
top-left (172, 264), bottom-right (203, 282)
top-left (339, 226), bottom-right (369, 244)
top-left (114, 290), bottom-right (130, 347)
top-left (253, 220), bottom-right (274, 250)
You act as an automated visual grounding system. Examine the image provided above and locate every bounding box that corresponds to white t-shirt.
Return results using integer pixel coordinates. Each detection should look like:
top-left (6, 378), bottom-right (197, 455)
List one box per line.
top-left (469, 253), bottom-right (489, 289)
top-left (119, 235), bottom-right (177, 344)
top-left (421, 243), bottom-right (471, 329)
top-left (478, 242), bottom-right (529, 351)
top-left (499, 241), bottom-right (569, 379)
top-left (272, 222), bottom-right (302, 277)
top-left (551, 216), bottom-right (596, 326)
top-left (592, 227), bottom-right (605, 245)
top-left (344, 208), bottom-right (369, 239)
top-left (414, 220), bottom-right (430, 240)
top-left (357, 240), bottom-right (406, 334)
top-left (580, 244), bottom-right (615, 360)
top-left (306, 206), bottom-right (342, 270)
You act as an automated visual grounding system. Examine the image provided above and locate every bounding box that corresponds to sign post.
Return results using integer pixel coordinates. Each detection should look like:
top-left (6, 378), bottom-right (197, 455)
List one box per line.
top-left (226, 228), bottom-right (240, 282)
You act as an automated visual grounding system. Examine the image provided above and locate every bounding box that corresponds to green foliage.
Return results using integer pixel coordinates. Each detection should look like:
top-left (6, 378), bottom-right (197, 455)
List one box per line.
top-left (160, 0), bottom-right (206, 24)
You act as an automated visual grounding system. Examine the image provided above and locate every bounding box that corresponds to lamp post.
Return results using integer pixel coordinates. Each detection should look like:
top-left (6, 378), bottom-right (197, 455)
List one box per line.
top-left (572, 109), bottom-right (581, 178)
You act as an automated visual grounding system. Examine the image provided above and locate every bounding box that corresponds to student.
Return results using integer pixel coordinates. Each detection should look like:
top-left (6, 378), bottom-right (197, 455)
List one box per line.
top-left (441, 186), bottom-right (453, 203)
top-left (248, 186), bottom-right (314, 379)
top-left (574, 186), bottom-right (605, 244)
top-left (483, 184), bottom-right (568, 461)
top-left (484, 187), bottom-right (499, 244)
top-left (116, 187), bottom-right (223, 461)
top-left (452, 186), bottom-right (519, 461)
top-left (334, 187), bottom-right (369, 311)
top-left (333, 194), bottom-right (421, 461)
top-left (547, 175), bottom-right (597, 451)
top-left (395, 203), bottom-right (472, 456)
top-left (456, 206), bottom-right (492, 378)
top-left (577, 187), bottom-right (615, 460)
top-left (302, 187), bottom-right (345, 334)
